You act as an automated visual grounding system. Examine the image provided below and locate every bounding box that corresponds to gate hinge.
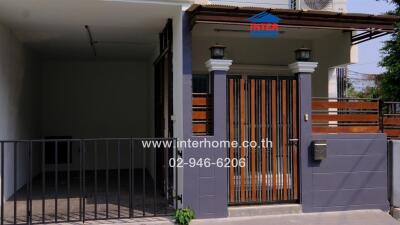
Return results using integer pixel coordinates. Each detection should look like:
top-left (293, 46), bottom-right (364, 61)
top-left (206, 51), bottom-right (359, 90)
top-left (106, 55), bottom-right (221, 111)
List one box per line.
top-left (175, 194), bottom-right (182, 203)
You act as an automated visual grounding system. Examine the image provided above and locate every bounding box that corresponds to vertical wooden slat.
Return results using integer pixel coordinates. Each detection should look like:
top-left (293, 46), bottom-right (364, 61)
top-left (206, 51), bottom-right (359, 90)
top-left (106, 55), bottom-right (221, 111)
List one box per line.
top-left (292, 79), bottom-right (298, 200)
top-left (229, 79), bottom-right (235, 203)
top-left (250, 79), bottom-right (256, 201)
top-left (282, 80), bottom-right (288, 200)
top-left (261, 80), bottom-right (267, 202)
top-left (229, 77), bottom-right (299, 205)
top-left (271, 80), bottom-right (277, 201)
top-left (240, 79), bottom-right (246, 202)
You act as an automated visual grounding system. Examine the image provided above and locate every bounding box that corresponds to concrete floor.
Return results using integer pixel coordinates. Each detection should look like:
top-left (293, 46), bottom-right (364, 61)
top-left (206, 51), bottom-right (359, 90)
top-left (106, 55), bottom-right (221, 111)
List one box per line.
top-left (44, 209), bottom-right (400, 225)
top-left (192, 210), bottom-right (400, 225)
top-left (3, 170), bottom-right (174, 225)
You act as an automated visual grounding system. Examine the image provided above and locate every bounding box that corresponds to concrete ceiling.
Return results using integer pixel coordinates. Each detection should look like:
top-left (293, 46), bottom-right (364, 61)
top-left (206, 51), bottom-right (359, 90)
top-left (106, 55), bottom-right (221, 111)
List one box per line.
top-left (0, 0), bottom-right (182, 60)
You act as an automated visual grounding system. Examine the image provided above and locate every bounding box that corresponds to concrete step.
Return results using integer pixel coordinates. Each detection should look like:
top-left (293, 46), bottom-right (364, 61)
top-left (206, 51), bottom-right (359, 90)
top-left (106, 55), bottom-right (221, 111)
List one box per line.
top-left (228, 204), bottom-right (302, 217)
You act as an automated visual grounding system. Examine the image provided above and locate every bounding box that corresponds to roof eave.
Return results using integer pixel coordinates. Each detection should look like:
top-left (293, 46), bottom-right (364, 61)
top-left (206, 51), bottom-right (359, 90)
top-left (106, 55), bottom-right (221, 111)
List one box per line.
top-left (188, 4), bottom-right (399, 32)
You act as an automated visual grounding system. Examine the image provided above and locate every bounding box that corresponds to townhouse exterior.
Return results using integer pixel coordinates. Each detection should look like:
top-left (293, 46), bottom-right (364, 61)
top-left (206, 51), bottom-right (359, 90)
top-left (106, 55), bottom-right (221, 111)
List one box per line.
top-left (0, 0), bottom-right (398, 224)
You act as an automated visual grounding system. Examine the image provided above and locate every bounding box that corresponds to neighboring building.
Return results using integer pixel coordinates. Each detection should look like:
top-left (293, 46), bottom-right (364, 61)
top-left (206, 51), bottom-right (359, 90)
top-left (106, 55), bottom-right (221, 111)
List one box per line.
top-left (0, 0), bottom-right (398, 224)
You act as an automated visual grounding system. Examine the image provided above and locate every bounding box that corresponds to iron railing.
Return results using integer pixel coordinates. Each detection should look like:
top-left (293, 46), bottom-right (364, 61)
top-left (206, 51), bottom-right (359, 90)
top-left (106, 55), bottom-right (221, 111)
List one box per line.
top-left (382, 102), bottom-right (400, 138)
top-left (0, 138), bottom-right (178, 225)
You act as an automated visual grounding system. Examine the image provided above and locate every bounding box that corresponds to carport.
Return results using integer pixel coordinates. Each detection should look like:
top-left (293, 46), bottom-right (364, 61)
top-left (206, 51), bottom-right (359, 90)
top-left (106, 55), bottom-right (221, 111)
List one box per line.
top-left (0, 0), bottom-right (182, 224)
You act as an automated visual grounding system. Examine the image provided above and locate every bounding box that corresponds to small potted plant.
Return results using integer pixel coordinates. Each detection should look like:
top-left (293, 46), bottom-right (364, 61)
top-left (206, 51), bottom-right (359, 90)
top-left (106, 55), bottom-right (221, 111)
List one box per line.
top-left (175, 208), bottom-right (195, 225)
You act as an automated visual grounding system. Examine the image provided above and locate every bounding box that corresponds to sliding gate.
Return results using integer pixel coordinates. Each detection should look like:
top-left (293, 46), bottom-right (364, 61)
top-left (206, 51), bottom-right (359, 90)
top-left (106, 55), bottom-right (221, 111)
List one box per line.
top-left (228, 76), bottom-right (299, 205)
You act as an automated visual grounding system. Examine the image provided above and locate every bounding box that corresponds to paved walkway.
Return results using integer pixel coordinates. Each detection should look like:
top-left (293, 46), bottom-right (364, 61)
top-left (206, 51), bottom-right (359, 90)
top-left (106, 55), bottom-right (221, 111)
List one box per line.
top-left (192, 210), bottom-right (399, 225)
top-left (48, 209), bottom-right (399, 225)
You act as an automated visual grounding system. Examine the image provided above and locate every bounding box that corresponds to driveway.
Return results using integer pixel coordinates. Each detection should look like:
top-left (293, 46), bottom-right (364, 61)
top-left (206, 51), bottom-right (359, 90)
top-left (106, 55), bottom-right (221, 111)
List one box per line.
top-left (192, 210), bottom-right (399, 225)
top-left (47, 209), bottom-right (399, 225)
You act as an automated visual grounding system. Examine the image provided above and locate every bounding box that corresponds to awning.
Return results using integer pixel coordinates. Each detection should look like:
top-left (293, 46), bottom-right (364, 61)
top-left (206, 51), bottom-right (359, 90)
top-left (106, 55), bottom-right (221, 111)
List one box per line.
top-left (187, 4), bottom-right (399, 44)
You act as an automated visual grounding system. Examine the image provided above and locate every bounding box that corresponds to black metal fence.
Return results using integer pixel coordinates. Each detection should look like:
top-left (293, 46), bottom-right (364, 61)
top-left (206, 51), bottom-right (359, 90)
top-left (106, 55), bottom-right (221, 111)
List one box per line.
top-left (384, 102), bottom-right (400, 115)
top-left (0, 138), bottom-right (178, 224)
top-left (383, 102), bottom-right (400, 138)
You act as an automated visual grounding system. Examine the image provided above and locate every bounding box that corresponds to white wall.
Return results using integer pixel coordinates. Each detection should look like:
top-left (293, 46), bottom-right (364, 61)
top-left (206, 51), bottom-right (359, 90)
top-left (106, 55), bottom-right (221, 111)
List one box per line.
top-left (206, 0), bottom-right (348, 12)
top-left (0, 23), bottom-right (41, 199)
top-left (173, 8), bottom-right (184, 207)
top-left (312, 31), bottom-right (352, 97)
top-left (192, 35), bottom-right (311, 74)
top-left (208, 0), bottom-right (290, 8)
top-left (0, 16), bottom-right (171, 200)
top-left (192, 30), bottom-right (352, 97)
top-left (392, 140), bottom-right (400, 207)
top-left (0, 49), bottom-right (158, 199)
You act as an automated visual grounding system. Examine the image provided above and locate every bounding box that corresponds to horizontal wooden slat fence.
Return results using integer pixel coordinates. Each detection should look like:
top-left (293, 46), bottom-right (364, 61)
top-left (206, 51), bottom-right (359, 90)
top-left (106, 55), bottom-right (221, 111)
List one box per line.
top-left (312, 98), bottom-right (380, 134)
top-left (312, 98), bottom-right (400, 138)
top-left (192, 93), bottom-right (213, 135)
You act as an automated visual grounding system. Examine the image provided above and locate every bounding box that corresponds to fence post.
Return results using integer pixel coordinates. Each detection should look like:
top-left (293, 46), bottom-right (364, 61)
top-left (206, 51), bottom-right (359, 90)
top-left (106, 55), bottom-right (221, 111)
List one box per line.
top-left (289, 61), bottom-right (318, 212)
top-left (1, 142), bottom-right (4, 225)
top-left (379, 99), bottom-right (384, 133)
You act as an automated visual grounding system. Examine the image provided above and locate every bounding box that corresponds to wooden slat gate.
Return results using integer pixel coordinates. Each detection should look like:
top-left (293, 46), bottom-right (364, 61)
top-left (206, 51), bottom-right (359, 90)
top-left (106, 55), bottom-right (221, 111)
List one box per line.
top-left (228, 76), bottom-right (299, 205)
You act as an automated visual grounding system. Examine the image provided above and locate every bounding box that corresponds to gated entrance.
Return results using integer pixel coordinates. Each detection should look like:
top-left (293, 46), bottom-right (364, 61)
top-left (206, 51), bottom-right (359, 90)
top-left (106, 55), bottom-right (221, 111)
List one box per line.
top-left (228, 76), bottom-right (299, 205)
top-left (0, 138), bottom-right (178, 225)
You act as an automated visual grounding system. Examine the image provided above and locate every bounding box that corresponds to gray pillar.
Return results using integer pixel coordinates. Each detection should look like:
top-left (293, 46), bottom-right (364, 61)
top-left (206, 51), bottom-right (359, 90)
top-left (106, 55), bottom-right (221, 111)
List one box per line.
top-left (289, 62), bottom-right (318, 212)
top-left (183, 59), bottom-right (232, 218)
top-left (181, 15), bottom-right (233, 218)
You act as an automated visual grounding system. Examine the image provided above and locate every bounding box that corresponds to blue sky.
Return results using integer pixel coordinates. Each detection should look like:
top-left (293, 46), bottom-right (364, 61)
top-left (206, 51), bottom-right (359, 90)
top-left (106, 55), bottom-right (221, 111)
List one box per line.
top-left (348, 0), bottom-right (395, 74)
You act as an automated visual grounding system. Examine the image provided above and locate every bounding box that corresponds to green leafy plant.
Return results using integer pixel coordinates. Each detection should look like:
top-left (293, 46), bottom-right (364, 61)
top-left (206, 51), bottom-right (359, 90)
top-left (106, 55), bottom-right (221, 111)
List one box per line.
top-left (377, 0), bottom-right (400, 101)
top-left (175, 208), bottom-right (195, 225)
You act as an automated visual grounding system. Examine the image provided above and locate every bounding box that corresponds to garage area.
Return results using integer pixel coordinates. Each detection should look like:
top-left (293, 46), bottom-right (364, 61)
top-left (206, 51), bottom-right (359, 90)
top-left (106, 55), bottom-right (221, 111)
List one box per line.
top-left (0, 0), bottom-right (180, 224)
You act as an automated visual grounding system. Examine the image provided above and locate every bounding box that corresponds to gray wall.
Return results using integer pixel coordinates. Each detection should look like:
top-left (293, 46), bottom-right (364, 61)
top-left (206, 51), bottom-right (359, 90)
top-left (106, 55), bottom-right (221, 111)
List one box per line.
top-left (303, 133), bottom-right (389, 212)
top-left (41, 60), bottom-right (152, 138)
top-left (0, 23), bottom-right (41, 199)
top-left (41, 60), bottom-right (154, 170)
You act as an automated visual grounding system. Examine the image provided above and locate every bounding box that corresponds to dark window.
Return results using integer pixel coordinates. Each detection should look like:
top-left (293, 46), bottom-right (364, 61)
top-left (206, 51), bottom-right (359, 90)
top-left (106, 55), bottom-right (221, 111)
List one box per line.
top-left (192, 74), bottom-right (210, 94)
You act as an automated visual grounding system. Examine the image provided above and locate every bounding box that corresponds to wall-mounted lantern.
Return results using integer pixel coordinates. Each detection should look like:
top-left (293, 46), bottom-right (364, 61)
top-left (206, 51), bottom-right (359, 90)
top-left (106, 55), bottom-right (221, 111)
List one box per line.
top-left (210, 44), bottom-right (226, 59)
top-left (295, 47), bottom-right (312, 62)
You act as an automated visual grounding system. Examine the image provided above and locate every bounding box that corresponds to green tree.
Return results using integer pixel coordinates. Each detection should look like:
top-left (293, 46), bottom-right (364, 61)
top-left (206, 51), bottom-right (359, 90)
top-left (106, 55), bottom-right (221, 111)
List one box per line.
top-left (347, 86), bottom-right (380, 99)
top-left (378, 0), bottom-right (400, 101)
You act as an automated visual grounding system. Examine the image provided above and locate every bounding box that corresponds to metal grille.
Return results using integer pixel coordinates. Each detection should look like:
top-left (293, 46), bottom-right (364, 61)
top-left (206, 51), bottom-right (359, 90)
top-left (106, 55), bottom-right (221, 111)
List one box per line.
top-left (228, 76), bottom-right (299, 205)
top-left (303, 0), bottom-right (332, 10)
top-left (383, 102), bottom-right (400, 138)
top-left (336, 67), bottom-right (348, 98)
top-left (290, 0), bottom-right (297, 9)
top-left (0, 138), bottom-right (178, 224)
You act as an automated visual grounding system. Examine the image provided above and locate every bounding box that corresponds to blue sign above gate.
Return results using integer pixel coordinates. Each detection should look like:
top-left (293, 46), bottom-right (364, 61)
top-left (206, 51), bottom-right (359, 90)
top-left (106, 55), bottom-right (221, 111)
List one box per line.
top-left (248, 12), bottom-right (281, 38)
